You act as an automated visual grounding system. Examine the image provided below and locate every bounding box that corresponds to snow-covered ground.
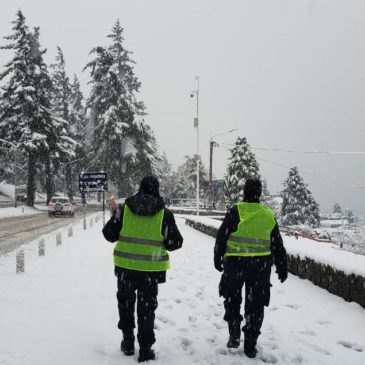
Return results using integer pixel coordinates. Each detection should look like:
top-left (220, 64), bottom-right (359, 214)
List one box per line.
top-left (0, 217), bottom-right (364, 365)
top-left (0, 205), bottom-right (44, 219)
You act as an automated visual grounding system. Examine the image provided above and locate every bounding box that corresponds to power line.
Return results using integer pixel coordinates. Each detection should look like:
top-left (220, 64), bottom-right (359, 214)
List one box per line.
top-left (219, 144), bottom-right (365, 191)
top-left (219, 142), bottom-right (365, 155)
top-left (253, 146), bottom-right (365, 155)
top-left (257, 157), bottom-right (365, 191)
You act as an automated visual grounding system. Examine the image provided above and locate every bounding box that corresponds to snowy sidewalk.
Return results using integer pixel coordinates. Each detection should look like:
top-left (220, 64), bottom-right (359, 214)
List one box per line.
top-left (0, 217), bottom-right (364, 365)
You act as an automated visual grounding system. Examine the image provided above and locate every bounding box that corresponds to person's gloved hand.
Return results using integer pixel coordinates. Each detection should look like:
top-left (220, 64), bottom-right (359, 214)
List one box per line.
top-left (214, 256), bottom-right (224, 272)
top-left (277, 269), bottom-right (288, 283)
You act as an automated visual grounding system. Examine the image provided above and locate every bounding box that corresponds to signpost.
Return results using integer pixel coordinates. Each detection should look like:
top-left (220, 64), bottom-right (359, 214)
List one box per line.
top-left (79, 172), bottom-right (108, 226)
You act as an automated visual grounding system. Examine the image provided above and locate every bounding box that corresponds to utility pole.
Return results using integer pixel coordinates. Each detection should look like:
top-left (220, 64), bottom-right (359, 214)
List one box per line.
top-left (191, 75), bottom-right (200, 215)
top-left (208, 129), bottom-right (238, 211)
top-left (209, 139), bottom-right (218, 210)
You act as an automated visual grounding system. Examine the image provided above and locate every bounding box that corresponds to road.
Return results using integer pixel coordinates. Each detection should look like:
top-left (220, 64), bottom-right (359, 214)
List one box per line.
top-left (0, 209), bottom-right (103, 255)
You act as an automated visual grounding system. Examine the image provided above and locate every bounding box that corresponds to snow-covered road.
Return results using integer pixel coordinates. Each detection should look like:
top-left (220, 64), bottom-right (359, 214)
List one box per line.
top-left (0, 209), bottom-right (99, 255)
top-left (0, 216), bottom-right (364, 365)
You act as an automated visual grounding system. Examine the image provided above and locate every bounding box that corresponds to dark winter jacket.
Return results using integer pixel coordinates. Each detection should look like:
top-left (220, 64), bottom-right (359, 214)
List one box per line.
top-left (102, 192), bottom-right (183, 283)
top-left (214, 202), bottom-right (288, 279)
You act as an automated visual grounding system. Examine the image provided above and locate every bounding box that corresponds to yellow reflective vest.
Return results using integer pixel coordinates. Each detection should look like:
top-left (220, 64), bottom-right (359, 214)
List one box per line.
top-left (225, 202), bottom-right (276, 257)
top-left (113, 205), bottom-right (170, 272)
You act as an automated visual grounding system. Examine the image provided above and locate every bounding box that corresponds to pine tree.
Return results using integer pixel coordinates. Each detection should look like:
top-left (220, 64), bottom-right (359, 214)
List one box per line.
top-left (69, 74), bottom-right (88, 184)
top-left (50, 47), bottom-right (77, 201)
top-left (260, 178), bottom-right (275, 208)
top-left (159, 151), bottom-right (174, 199)
top-left (333, 202), bottom-right (342, 214)
top-left (347, 209), bottom-right (355, 224)
top-left (84, 20), bottom-right (160, 196)
top-left (280, 166), bottom-right (320, 227)
top-left (173, 155), bottom-right (208, 200)
top-left (0, 12), bottom-right (63, 206)
top-left (225, 137), bottom-right (260, 203)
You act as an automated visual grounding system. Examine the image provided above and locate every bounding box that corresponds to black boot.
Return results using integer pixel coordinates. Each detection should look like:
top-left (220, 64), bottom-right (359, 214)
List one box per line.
top-left (226, 321), bottom-right (241, 348)
top-left (138, 346), bottom-right (155, 362)
top-left (244, 338), bottom-right (257, 358)
top-left (121, 331), bottom-right (135, 356)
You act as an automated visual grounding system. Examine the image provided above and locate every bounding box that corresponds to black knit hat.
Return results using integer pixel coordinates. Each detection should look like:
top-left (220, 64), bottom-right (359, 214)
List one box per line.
top-left (244, 178), bottom-right (262, 200)
top-left (139, 175), bottom-right (160, 197)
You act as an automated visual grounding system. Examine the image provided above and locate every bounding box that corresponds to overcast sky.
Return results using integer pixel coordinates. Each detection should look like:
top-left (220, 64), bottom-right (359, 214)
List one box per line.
top-left (1, 0), bottom-right (365, 214)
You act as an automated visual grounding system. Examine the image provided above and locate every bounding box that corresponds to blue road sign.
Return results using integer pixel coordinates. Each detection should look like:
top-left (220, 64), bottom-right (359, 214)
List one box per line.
top-left (79, 172), bottom-right (108, 193)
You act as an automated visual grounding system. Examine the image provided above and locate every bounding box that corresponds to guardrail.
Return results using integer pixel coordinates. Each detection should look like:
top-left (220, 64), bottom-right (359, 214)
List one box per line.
top-left (185, 218), bottom-right (365, 309)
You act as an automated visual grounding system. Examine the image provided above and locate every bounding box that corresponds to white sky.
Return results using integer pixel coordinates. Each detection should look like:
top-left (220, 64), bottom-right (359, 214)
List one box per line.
top-left (1, 0), bottom-right (365, 214)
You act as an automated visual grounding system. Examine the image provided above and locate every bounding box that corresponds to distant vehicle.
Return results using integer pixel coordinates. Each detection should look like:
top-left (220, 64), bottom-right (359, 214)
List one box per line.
top-left (16, 184), bottom-right (27, 202)
top-left (48, 196), bottom-right (75, 217)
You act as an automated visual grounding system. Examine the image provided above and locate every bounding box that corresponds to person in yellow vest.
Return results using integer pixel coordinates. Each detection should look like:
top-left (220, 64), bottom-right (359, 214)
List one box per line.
top-left (214, 178), bottom-right (288, 358)
top-left (102, 176), bottom-right (183, 362)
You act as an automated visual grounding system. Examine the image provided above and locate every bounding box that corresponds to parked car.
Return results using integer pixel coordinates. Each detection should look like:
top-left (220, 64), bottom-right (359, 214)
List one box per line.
top-left (16, 184), bottom-right (27, 202)
top-left (48, 196), bottom-right (75, 217)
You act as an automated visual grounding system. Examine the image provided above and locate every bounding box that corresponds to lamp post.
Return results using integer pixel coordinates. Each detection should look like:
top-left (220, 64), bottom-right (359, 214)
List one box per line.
top-left (208, 129), bottom-right (238, 210)
top-left (190, 75), bottom-right (200, 215)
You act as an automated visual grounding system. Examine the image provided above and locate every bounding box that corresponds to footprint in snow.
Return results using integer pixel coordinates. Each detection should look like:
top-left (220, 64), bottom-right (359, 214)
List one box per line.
top-left (196, 290), bottom-right (205, 301)
top-left (290, 354), bottom-right (304, 364)
top-left (299, 329), bottom-right (316, 336)
top-left (177, 285), bottom-right (187, 292)
top-left (156, 315), bottom-right (176, 326)
top-left (212, 321), bottom-right (225, 330)
top-left (338, 340), bottom-right (364, 352)
top-left (317, 320), bottom-right (331, 326)
top-left (206, 334), bottom-right (217, 345)
top-left (257, 351), bottom-right (278, 364)
top-left (180, 337), bottom-right (195, 354)
top-left (285, 304), bottom-right (301, 310)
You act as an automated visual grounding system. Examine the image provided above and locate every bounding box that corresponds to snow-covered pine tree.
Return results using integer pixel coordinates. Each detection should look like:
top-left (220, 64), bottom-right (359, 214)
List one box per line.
top-left (69, 74), bottom-right (88, 186)
top-left (260, 178), bottom-right (274, 208)
top-left (225, 137), bottom-right (260, 203)
top-left (333, 202), bottom-right (342, 214)
top-left (84, 20), bottom-right (160, 196)
top-left (159, 152), bottom-right (174, 199)
top-left (347, 209), bottom-right (355, 224)
top-left (50, 47), bottom-right (77, 201)
top-left (173, 155), bottom-right (208, 200)
top-left (187, 155), bottom-right (208, 200)
top-left (0, 11), bottom-right (68, 206)
top-left (280, 166), bottom-right (320, 227)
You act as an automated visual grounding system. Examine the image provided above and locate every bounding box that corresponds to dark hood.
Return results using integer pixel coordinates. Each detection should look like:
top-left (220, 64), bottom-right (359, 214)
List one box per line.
top-left (125, 193), bottom-right (165, 216)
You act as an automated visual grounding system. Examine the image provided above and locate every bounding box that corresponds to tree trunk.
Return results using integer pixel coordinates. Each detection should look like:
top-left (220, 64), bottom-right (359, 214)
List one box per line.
top-left (66, 164), bottom-right (73, 201)
top-left (45, 157), bottom-right (54, 205)
top-left (26, 152), bottom-right (36, 207)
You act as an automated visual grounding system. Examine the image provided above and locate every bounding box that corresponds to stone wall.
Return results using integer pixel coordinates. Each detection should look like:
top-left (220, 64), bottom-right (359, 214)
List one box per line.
top-left (185, 218), bottom-right (365, 308)
top-left (171, 209), bottom-right (225, 217)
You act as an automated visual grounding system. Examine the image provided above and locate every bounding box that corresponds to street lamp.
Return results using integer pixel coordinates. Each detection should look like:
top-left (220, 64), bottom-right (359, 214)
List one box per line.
top-left (190, 75), bottom-right (200, 215)
top-left (208, 129), bottom-right (238, 210)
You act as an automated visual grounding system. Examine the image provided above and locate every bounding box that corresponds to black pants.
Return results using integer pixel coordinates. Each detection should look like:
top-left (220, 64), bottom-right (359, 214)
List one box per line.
top-left (116, 270), bottom-right (159, 347)
top-left (219, 258), bottom-right (271, 341)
